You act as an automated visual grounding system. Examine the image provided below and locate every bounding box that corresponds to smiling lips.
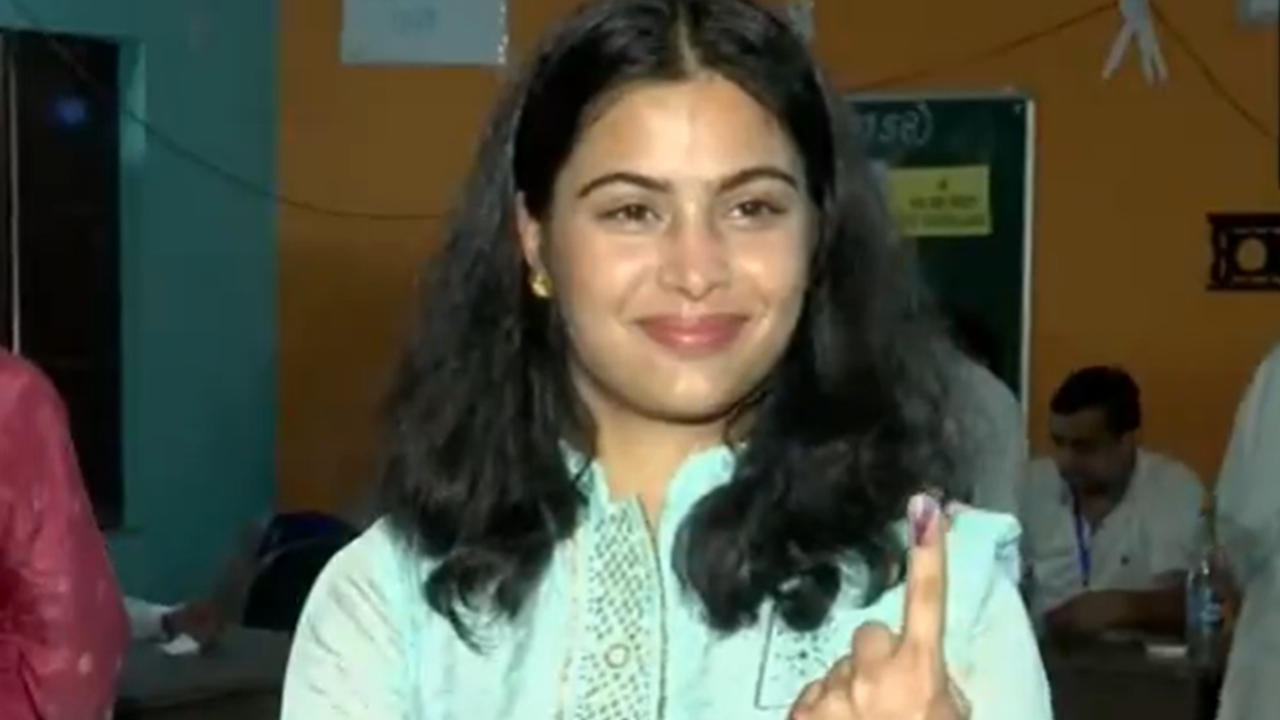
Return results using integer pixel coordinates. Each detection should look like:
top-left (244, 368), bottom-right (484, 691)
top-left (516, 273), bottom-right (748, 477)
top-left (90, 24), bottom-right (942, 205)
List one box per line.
top-left (635, 313), bottom-right (749, 356)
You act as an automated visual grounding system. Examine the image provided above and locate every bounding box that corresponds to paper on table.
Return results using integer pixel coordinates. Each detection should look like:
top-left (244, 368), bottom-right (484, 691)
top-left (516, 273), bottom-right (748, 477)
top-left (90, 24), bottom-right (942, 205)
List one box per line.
top-left (1145, 642), bottom-right (1188, 661)
top-left (159, 634), bottom-right (201, 656)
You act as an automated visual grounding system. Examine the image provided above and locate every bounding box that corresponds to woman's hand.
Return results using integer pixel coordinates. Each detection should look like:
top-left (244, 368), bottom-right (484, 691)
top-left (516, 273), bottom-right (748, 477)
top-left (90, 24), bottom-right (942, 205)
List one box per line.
top-left (789, 494), bottom-right (969, 720)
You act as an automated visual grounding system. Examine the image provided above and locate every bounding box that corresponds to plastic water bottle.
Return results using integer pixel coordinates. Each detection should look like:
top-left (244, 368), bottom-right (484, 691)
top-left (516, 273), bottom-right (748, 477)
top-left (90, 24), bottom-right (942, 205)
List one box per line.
top-left (1185, 509), bottom-right (1225, 670)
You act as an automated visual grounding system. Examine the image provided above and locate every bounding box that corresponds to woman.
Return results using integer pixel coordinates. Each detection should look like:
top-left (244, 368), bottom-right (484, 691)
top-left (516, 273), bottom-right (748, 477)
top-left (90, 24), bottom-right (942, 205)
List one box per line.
top-left (0, 350), bottom-right (128, 720)
top-left (281, 1), bottom-right (1051, 718)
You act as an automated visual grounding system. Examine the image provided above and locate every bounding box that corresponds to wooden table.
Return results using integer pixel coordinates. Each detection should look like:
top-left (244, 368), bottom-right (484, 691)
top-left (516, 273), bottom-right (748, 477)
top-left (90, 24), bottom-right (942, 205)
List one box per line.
top-left (115, 627), bottom-right (291, 720)
top-left (1042, 640), bottom-right (1221, 720)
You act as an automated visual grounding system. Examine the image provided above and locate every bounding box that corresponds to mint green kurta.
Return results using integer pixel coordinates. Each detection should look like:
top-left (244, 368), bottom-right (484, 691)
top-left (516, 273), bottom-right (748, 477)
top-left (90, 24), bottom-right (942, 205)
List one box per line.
top-left (281, 447), bottom-right (1052, 719)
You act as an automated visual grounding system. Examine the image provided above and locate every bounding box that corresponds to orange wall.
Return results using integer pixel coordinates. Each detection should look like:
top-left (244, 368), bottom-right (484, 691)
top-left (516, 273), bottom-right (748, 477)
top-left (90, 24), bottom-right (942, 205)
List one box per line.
top-left (814, 0), bottom-right (1280, 480)
top-left (276, 0), bottom-right (580, 512)
top-left (278, 0), bottom-right (1279, 511)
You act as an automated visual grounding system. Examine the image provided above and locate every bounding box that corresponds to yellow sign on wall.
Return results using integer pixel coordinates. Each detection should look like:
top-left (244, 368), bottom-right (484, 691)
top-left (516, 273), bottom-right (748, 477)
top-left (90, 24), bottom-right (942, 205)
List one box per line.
top-left (886, 165), bottom-right (992, 237)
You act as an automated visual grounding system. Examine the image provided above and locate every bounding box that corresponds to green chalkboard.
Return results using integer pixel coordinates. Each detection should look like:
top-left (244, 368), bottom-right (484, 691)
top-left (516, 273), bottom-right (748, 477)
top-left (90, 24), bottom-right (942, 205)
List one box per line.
top-left (848, 92), bottom-right (1034, 401)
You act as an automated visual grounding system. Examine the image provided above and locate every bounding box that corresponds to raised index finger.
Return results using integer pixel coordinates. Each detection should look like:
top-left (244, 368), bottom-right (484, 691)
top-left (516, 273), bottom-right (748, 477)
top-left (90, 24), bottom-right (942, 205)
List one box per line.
top-left (902, 493), bottom-right (947, 659)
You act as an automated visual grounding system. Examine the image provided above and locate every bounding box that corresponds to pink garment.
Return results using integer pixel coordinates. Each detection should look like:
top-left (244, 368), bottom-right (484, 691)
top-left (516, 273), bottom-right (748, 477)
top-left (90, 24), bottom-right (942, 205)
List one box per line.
top-left (0, 350), bottom-right (128, 720)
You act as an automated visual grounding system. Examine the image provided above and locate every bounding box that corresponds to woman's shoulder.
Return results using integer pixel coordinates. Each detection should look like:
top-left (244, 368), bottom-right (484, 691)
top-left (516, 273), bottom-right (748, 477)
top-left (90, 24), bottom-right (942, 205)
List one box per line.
top-left (333, 514), bottom-right (426, 566)
top-left (939, 506), bottom-right (1025, 651)
top-left (939, 506), bottom-right (1023, 631)
top-left (284, 518), bottom-right (435, 717)
top-left (943, 505), bottom-right (1021, 586)
top-left (305, 517), bottom-right (430, 616)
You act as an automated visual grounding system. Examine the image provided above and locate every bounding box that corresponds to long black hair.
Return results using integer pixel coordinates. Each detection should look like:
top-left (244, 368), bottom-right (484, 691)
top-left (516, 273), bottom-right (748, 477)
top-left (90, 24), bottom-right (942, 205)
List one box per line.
top-left (381, 0), bottom-right (956, 643)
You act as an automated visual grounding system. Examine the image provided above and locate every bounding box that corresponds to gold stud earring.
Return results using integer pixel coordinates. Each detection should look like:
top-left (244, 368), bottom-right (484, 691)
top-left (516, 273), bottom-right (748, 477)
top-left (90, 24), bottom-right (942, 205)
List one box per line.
top-left (530, 271), bottom-right (553, 298)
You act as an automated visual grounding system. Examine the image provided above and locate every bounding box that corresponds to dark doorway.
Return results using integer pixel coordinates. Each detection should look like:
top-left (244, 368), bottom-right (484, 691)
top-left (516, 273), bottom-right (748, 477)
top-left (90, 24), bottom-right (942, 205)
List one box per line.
top-left (0, 30), bottom-right (122, 528)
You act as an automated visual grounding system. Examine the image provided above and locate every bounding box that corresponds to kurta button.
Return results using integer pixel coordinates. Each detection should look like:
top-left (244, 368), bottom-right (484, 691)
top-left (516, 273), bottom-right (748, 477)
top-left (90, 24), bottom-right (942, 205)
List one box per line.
top-left (604, 643), bottom-right (630, 668)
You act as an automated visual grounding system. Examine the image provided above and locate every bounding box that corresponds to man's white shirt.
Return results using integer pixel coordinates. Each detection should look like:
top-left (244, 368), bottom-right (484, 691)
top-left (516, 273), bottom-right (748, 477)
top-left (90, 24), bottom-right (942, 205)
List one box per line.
top-left (1019, 449), bottom-right (1203, 614)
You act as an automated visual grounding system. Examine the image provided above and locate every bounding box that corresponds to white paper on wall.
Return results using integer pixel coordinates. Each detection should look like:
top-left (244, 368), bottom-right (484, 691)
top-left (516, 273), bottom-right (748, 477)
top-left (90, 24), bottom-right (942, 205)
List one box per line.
top-left (1239, 0), bottom-right (1278, 24)
top-left (341, 0), bottom-right (507, 66)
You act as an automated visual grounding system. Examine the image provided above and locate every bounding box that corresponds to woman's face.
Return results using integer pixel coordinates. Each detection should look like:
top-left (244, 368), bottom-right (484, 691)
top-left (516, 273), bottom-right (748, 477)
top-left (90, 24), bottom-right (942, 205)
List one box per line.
top-left (519, 73), bottom-right (812, 426)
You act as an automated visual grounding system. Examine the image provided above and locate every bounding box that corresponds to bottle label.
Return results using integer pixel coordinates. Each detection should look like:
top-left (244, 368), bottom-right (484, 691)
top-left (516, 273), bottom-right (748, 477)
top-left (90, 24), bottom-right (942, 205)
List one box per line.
top-left (1189, 586), bottom-right (1224, 628)
top-left (1200, 598), bottom-right (1224, 625)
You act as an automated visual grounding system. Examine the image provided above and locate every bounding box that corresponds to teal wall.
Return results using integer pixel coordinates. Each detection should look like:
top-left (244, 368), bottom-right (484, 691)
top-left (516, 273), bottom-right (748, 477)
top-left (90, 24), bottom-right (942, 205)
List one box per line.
top-left (0, 0), bottom-right (277, 601)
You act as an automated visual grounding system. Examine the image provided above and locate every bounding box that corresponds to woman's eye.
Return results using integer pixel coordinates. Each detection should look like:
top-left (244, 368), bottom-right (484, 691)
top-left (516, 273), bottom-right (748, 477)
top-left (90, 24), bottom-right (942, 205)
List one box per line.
top-left (729, 199), bottom-right (784, 220)
top-left (601, 203), bottom-right (658, 225)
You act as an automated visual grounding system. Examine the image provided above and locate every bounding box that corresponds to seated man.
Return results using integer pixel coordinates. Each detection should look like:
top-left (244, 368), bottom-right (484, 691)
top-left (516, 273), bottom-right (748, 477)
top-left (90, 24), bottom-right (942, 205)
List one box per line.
top-left (1020, 366), bottom-right (1203, 639)
top-left (0, 350), bottom-right (128, 719)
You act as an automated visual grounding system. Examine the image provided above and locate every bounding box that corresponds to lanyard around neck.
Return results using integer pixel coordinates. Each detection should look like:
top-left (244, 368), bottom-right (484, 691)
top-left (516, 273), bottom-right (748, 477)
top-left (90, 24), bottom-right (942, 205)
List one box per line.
top-left (1070, 493), bottom-right (1093, 589)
